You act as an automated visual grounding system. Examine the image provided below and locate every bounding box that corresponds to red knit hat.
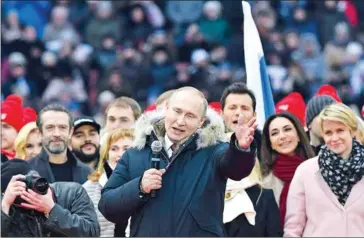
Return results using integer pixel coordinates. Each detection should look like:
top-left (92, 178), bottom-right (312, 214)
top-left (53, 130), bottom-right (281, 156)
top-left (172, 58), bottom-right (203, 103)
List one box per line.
top-left (1, 95), bottom-right (24, 132)
top-left (275, 92), bottom-right (306, 126)
top-left (208, 102), bottom-right (222, 114)
top-left (144, 104), bottom-right (157, 113)
top-left (314, 84), bottom-right (342, 102)
top-left (22, 107), bottom-right (37, 125)
top-left (4, 94), bottom-right (22, 106)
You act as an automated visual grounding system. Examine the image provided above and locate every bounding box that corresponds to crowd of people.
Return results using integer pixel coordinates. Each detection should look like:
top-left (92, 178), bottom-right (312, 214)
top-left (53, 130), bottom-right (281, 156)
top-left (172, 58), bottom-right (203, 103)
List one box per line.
top-left (1, 82), bottom-right (364, 237)
top-left (2, 0), bottom-right (364, 119)
top-left (1, 0), bottom-right (364, 238)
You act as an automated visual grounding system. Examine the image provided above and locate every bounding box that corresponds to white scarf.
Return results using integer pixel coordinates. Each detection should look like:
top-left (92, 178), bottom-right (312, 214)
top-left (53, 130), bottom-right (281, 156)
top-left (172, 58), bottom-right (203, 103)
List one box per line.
top-left (224, 177), bottom-right (257, 225)
top-left (98, 171), bottom-right (108, 187)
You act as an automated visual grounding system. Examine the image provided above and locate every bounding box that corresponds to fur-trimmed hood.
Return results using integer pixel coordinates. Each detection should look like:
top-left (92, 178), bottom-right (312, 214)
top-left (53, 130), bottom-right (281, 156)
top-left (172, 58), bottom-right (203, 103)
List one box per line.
top-left (133, 107), bottom-right (226, 150)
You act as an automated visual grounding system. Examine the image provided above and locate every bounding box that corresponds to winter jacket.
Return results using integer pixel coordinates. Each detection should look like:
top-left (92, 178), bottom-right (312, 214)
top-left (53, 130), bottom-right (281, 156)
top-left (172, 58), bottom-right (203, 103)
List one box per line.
top-left (1, 181), bottom-right (100, 237)
top-left (98, 108), bottom-right (256, 237)
top-left (198, 17), bottom-right (231, 45)
top-left (224, 185), bottom-right (283, 237)
top-left (43, 22), bottom-right (80, 45)
top-left (28, 148), bottom-right (92, 184)
top-left (262, 172), bottom-right (284, 206)
top-left (85, 17), bottom-right (123, 50)
top-left (222, 134), bottom-right (281, 237)
top-left (284, 157), bottom-right (364, 237)
top-left (166, 1), bottom-right (203, 25)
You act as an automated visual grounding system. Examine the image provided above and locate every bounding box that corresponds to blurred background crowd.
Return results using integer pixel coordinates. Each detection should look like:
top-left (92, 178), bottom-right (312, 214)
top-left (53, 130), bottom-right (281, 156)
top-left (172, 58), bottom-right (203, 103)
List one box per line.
top-left (2, 0), bottom-right (364, 127)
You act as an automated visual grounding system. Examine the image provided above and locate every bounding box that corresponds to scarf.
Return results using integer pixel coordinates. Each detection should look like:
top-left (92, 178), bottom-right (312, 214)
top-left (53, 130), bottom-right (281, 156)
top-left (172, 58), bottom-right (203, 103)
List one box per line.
top-left (318, 140), bottom-right (364, 206)
top-left (272, 153), bottom-right (306, 226)
top-left (1, 149), bottom-right (16, 160)
top-left (224, 177), bottom-right (258, 225)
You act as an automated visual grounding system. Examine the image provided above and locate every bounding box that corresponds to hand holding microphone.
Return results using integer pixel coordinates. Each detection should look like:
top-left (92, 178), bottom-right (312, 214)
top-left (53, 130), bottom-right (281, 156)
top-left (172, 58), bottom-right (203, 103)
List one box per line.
top-left (140, 141), bottom-right (165, 197)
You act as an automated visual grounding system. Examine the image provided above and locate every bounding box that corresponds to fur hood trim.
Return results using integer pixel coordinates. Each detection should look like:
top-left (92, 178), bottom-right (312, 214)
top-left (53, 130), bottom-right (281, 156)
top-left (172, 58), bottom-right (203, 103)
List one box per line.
top-left (133, 107), bottom-right (226, 150)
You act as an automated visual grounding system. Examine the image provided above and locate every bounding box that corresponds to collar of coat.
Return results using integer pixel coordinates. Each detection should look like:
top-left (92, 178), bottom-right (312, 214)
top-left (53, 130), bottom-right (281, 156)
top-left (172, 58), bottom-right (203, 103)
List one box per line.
top-left (132, 107), bottom-right (226, 150)
top-left (38, 148), bottom-right (80, 166)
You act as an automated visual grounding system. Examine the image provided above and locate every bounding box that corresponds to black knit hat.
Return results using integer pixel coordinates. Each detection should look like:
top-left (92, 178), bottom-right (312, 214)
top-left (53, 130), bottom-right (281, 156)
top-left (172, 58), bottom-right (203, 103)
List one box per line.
top-left (1, 159), bottom-right (34, 193)
top-left (305, 95), bottom-right (336, 126)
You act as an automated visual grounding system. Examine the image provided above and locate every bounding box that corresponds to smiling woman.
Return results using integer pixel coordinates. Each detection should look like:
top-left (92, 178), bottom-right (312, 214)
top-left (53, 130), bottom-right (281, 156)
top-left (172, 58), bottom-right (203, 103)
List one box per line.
top-left (260, 112), bottom-right (315, 225)
top-left (83, 128), bottom-right (135, 237)
top-left (14, 122), bottom-right (42, 160)
top-left (284, 103), bottom-right (364, 237)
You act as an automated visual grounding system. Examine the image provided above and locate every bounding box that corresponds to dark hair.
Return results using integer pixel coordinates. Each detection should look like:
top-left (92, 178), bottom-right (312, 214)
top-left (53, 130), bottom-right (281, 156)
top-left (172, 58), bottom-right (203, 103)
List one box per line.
top-left (260, 112), bottom-right (315, 176)
top-left (220, 82), bottom-right (256, 111)
top-left (36, 103), bottom-right (73, 133)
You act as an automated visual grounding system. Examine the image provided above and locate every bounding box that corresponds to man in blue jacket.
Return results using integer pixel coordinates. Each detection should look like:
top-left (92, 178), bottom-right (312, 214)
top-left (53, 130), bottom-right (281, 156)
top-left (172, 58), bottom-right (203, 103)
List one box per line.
top-left (99, 87), bottom-right (257, 237)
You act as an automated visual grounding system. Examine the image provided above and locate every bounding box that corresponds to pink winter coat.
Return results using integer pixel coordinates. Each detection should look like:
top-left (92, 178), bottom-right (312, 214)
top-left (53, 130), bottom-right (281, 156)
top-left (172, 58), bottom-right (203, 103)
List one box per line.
top-left (284, 157), bottom-right (364, 237)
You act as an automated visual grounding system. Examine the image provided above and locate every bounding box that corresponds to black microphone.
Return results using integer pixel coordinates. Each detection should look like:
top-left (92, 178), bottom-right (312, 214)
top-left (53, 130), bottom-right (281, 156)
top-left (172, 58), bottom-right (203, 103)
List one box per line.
top-left (150, 140), bottom-right (163, 198)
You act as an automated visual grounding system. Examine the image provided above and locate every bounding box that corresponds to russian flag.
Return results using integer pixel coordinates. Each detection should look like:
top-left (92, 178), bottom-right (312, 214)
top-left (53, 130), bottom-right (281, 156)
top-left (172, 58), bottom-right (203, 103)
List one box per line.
top-left (242, 1), bottom-right (275, 129)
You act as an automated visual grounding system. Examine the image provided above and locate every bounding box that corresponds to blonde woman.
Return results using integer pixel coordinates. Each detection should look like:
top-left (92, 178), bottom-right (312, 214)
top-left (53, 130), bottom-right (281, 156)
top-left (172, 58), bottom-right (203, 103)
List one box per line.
top-left (83, 128), bottom-right (134, 237)
top-left (284, 103), bottom-right (364, 237)
top-left (224, 159), bottom-right (282, 237)
top-left (355, 116), bottom-right (364, 144)
top-left (14, 122), bottom-right (42, 160)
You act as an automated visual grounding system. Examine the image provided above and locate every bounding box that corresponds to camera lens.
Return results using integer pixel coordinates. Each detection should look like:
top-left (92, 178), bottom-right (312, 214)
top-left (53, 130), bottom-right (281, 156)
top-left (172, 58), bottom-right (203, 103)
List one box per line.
top-left (33, 178), bottom-right (49, 195)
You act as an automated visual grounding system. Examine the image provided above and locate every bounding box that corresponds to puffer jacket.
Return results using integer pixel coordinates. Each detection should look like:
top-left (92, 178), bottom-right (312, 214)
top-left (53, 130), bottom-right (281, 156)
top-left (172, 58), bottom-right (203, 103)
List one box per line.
top-left (98, 108), bottom-right (256, 237)
top-left (1, 182), bottom-right (100, 237)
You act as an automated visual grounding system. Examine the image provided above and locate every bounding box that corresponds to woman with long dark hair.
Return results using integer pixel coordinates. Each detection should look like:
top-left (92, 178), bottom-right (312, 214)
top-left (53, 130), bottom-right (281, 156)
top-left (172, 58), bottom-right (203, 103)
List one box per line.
top-left (261, 112), bottom-right (315, 225)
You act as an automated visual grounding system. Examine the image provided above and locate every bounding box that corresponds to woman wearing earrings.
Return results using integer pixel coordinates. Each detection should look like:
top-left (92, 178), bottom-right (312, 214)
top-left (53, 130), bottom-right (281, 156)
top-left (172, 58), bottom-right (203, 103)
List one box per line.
top-left (83, 128), bottom-right (134, 237)
top-left (284, 103), bottom-right (364, 237)
top-left (261, 112), bottom-right (315, 225)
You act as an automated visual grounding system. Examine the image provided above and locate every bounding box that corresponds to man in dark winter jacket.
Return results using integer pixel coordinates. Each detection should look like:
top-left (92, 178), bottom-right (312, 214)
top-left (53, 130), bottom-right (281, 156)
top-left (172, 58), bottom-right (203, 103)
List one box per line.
top-left (99, 87), bottom-right (257, 237)
top-left (1, 159), bottom-right (100, 237)
top-left (28, 104), bottom-right (91, 184)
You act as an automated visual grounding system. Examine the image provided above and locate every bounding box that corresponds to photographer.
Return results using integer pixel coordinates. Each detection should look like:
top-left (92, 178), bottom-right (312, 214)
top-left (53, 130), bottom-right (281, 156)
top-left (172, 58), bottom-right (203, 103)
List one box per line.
top-left (1, 159), bottom-right (100, 237)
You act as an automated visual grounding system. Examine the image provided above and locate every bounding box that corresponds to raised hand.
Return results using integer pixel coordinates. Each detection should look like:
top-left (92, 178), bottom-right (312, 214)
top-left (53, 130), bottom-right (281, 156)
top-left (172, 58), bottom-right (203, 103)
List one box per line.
top-left (234, 114), bottom-right (258, 150)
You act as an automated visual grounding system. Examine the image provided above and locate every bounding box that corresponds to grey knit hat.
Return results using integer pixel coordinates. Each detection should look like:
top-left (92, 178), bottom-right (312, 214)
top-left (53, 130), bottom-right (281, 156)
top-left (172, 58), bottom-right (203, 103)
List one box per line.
top-left (305, 95), bottom-right (336, 126)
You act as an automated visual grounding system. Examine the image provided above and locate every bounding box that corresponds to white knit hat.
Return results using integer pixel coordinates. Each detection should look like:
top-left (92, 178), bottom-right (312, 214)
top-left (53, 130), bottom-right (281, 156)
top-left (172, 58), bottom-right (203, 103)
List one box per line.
top-left (191, 49), bottom-right (209, 64)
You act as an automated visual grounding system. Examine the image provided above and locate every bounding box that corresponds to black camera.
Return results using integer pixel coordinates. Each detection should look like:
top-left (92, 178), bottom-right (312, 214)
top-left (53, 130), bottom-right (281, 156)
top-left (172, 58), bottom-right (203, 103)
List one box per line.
top-left (14, 171), bottom-right (49, 205)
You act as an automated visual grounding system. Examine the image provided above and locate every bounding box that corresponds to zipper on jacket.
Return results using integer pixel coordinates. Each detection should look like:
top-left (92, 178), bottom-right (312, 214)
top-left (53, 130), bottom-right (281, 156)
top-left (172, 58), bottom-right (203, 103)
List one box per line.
top-left (35, 216), bottom-right (43, 237)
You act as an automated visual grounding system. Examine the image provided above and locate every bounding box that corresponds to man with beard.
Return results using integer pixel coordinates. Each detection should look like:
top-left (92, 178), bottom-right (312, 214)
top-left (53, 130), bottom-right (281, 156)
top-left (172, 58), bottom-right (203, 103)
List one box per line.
top-left (28, 104), bottom-right (91, 184)
top-left (70, 116), bottom-right (101, 169)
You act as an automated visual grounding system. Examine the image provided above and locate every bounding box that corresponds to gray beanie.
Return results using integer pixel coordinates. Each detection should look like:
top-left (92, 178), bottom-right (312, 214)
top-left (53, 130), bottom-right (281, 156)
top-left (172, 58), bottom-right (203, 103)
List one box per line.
top-left (305, 95), bottom-right (336, 126)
